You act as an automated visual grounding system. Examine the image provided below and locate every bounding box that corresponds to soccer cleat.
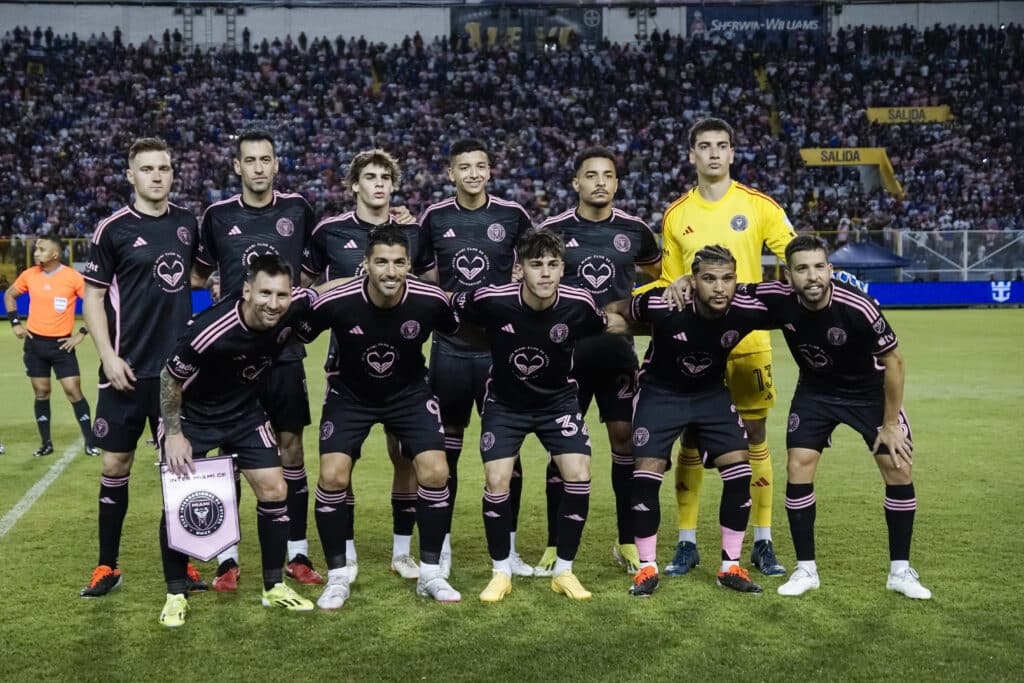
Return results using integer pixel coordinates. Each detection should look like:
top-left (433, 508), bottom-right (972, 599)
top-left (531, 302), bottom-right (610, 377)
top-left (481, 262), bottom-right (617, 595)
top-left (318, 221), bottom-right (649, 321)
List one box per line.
top-left (85, 445), bottom-right (101, 457)
top-left (212, 559), bottom-right (240, 592)
top-left (777, 567), bottom-right (821, 596)
top-left (551, 570), bottom-right (592, 600)
top-left (0, 441), bottom-right (5, 454)
top-left (286, 554), bottom-right (325, 585)
top-left (439, 551), bottom-right (452, 579)
top-left (185, 563), bottom-right (208, 592)
top-left (509, 552), bottom-right (534, 577)
top-left (159, 593), bottom-right (189, 628)
top-left (887, 567), bottom-right (932, 600)
top-left (613, 543), bottom-right (641, 574)
top-left (750, 539), bottom-right (787, 576)
top-left (629, 566), bottom-right (660, 597)
top-left (390, 554), bottom-right (420, 579)
top-left (533, 546), bottom-right (558, 577)
top-left (664, 541), bottom-right (700, 576)
top-left (80, 565), bottom-right (122, 597)
top-left (416, 573), bottom-right (462, 603)
top-left (316, 574), bottom-right (351, 610)
top-left (717, 565), bottom-right (763, 594)
top-left (261, 583), bottom-right (315, 611)
top-left (479, 571), bottom-right (512, 603)
top-left (346, 559), bottom-right (359, 584)
top-left (33, 442), bottom-right (54, 457)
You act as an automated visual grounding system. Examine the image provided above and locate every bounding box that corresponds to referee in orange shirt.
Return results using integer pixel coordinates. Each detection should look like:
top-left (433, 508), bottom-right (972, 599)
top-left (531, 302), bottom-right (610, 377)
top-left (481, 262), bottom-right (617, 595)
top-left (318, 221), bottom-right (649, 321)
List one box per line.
top-left (5, 236), bottom-right (99, 457)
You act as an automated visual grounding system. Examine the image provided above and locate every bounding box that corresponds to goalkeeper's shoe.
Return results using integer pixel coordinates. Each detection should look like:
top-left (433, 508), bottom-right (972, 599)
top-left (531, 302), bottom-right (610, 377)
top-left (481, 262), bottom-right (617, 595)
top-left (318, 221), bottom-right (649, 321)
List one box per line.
top-left (212, 559), bottom-right (240, 592)
top-left (750, 539), bottom-right (786, 576)
top-left (612, 543), bottom-right (641, 573)
top-left (80, 565), bottom-right (122, 597)
top-left (664, 541), bottom-right (700, 576)
top-left (159, 593), bottom-right (189, 628)
top-left (551, 570), bottom-right (592, 600)
top-left (717, 565), bottom-right (763, 594)
top-left (628, 566), bottom-right (659, 597)
top-left (533, 546), bottom-right (558, 577)
top-left (261, 583), bottom-right (314, 611)
top-left (186, 563), bottom-right (208, 592)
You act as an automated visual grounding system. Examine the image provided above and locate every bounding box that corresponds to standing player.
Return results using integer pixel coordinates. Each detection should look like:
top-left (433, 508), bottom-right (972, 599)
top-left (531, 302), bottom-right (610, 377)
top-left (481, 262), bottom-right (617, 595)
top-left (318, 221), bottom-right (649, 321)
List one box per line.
top-left (743, 236), bottom-right (930, 599)
top-left (79, 137), bottom-right (205, 597)
top-left (192, 130), bottom-right (322, 590)
top-left (418, 138), bottom-right (534, 577)
top-left (299, 225), bottom-right (461, 608)
top-left (654, 118), bottom-right (795, 577)
top-left (302, 149), bottom-right (431, 581)
top-left (626, 246), bottom-right (768, 597)
top-left (452, 230), bottom-right (626, 602)
top-left (537, 147), bottom-right (661, 575)
top-left (5, 236), bottom-right (99, 457)
top-left (158, 256), bottom-right (317, 627)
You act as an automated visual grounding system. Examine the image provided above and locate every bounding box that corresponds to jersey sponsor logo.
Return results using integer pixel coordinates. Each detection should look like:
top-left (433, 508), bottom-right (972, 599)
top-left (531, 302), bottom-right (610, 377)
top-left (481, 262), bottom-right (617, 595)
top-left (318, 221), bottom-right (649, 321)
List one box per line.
top-left (579, 256), bottom-right (614, 291)
top-left (242, 242), bottom-right (280, 267)
top-left (991, 281), bottom-right (1013, 303)
top-left (678, 352), bottom-right (713, 376)
top-left (178, 490), bottom-right (226, 537)
top-left (400, 320), bottom-right (421, 340)
top-left (276, 217), bottom-right (295, 237)
top-left (613, 233), bottom-right (631, 253)
top-left (877, 332), bottom-right (896, 347)
top-left (549, 323), bottom-right (569, 343)
top-left (871, 318), bottom-right (887, 334)
top-left (787, 413), bottom-right (800, 432)
top-left (153, 253), bottom-right (187, 292)
top-left (827, 327), bottom-right (847, 346)
top-left (720, 330), bottom-right (740, 348)
top-left (797, 344), bottom-right (831, 369)
top-left (486, 223), bottom-right (506, 242)
top-left (729, 215), bottom-right (749, 232)
top-left (132, 236), bottom-right (148, 248)
top-left (177, 227), bottom-right (192, 245)
top-left (93, 418), bottom-right (109, 438)
top-left (169, 355), bottom-right (197, 376)
top-left (320, 421), bottom-right (335, 440)
top-left (452, 248), bottom-right (490, 285)
top-left (480, 431), bottom-right (496, 452)
top-left (509, 346), bottom-right (548, 378)
top-left (632, 427), bottom-right (650, 447)
top-left (364, 343), bottom-right (397, 377)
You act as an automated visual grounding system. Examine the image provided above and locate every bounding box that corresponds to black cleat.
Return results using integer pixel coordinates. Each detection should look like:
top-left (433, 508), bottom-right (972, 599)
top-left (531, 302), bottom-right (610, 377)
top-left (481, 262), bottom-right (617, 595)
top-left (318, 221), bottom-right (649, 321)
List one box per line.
top-left (717, 565), bottom-right (763, 593)
top-left (81, 565), bottom-right (122, 597)
top-left (85, 445), bottom-right (101, 457)
top-left (33, 442), bottom-right (54, 457)
top-left (629, 566), bottom-right (660, 597)
top-left (186, 563), bottom-right (208, 592)
top-left (664, 541), bottom-right (700, 576)
top-left (750, 539), bottom-right (786, 576)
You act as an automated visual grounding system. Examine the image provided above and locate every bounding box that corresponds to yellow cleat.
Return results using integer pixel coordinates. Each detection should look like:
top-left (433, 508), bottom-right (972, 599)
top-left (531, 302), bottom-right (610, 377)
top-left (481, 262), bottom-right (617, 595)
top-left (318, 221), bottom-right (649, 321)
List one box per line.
top-left (533, 546), bottom-right (558, 577)
top-left (613, 543), bottom-right (641, 573)
top-left (159, 593), bottom-right (189, 628)
top-left (480, 572), bottom-right (513, 603)
top-left (261, 582), bottom-right (314, 612)
top-left (551, 570), bottom-right (592, 600)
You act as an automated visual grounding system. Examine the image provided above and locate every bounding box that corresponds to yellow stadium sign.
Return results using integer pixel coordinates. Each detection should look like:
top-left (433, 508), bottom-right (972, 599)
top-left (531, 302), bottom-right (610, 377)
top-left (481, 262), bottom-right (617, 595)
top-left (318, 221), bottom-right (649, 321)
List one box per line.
top-left (866, 106), bottom-right (954, 124)
top-left (800, 148), bottom-right (904, 199)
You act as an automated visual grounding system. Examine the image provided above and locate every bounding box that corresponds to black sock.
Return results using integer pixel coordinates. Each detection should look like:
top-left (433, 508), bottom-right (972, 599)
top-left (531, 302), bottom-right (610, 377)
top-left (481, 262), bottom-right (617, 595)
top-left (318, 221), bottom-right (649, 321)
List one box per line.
top-left (71, 398), bottom-right (92, 444)
top-left (343, 486), bottom-right (356, 543)
top-left (611, 451), bottom-right (634, 544)
top-left (283, 466), bottom-right (309, 544)
top-left (313, 485), bottom-right (348, 571)
top-left (416, 484), bottom-right (450, 565)
top-left (545, 458), bottom-right (562, 546)
top-left (884, 483), bottom-right (916, 561)
top-left (98, 474), bottom-right (129, 568)
top-left (630, 470), bottom-right (663, 538)
top-left (444, 435), bottom-right (462, 535)
top-left (719, 462), bottom-right (753, 561)
top-left (556, 480), bottom-right (590, 562)
top-left (509, 456), bottom-right (523, 535)
top-left (785, 482), bottom-right (816, 562)
top-left (256, 499), bottom-right (289, 590)
top-left (35, 399), bottom-right (51, 444)
top-left (482, 489), bottom-right (512, 562)
top-left (159, 511), bottom-right (189, 594)
top-left (391, 492), bottom-right (417, 536)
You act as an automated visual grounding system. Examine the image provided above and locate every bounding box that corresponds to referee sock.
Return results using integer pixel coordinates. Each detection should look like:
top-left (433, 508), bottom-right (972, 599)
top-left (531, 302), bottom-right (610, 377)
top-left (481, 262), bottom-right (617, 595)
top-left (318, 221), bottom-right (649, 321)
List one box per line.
top-left (556, 480), bottom-right (591, 563)
top-left (675, 447), bottom-right (704, 532)
top-left (256, 499), bottom-right (289, 590)
top-left (98, 474), bottom-right (129, 568)
top-left (159, 510), bottom-right (189, 595)
top-left (282, 466), bottom-right (309, 549)
top-left (785, 482), bottom-right (817, 562)
top-left (719, 461), bottom-right (753, 561)
top-left (884, 484), bottom-right (916, 561)
top-left (416, 484), bottom-right (450, 565)
top-left (71, 398), bottom-right (93, 444)
top-left (611, 451), bottom-right (635, 545)
top-left (631, 470), bottom-right (663, 563)
top-left (482, 489), bottom-right (512, 562)
top-left (509, 456), bottom-right (524, 536)
top-left (34, 399), bottom-right (51, 444)
top-left (544, 457), bottom-right (562, 546)
top-left (313, 485), bottom-right (349, 571)
top-left (748, 440), bottom-right (774, 530)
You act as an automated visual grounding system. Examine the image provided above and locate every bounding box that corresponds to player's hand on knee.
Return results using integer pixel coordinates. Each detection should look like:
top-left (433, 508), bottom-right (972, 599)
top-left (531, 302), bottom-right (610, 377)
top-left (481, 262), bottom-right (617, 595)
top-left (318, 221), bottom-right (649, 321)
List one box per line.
top-left (102, 355), bottom-right (137, 391)
top-left (664, 275), bottom-right (694, 310)
top-left (873, 424), bottom-right (913, 469)
top-left (164, 433), bottom-right (195, 477)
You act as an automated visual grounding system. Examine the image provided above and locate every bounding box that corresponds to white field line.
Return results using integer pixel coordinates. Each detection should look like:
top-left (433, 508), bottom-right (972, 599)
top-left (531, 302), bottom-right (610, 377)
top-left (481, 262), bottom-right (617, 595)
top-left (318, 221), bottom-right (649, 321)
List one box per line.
top-left (0, 440), bottom-right (82, 539)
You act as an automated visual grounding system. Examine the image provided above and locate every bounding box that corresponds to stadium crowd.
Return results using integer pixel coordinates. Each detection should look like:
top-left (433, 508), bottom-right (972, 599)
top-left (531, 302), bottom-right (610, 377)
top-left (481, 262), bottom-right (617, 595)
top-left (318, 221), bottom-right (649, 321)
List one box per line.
top-left (0, 21), bottom-right (1021, 246)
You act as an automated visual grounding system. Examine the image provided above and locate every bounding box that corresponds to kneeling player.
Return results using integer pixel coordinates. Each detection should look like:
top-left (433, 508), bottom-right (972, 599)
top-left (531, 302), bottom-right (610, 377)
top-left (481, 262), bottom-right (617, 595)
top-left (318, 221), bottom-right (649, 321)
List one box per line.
top-left (158, 256), bottom-right (317, 627)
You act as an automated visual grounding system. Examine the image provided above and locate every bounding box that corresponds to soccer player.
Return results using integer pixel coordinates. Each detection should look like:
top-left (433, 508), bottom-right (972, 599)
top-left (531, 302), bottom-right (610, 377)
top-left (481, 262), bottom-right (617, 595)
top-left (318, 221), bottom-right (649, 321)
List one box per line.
top-left (79, 137), bottom-right (205, 597)
top-left (743, 236), bottom-right (930, 599)
top-left (299, 225), bottom-right (461, 608)
top-left (626, 245), bottom-right (769, 597)
top-left (537, 147), bottom-right (661, 575)
top-left (654, 118), bottom-right (796, 577)
top-left (418, 138), bottom-right (533, 578)
top-left (158, 255), bottom-right (317, 627)
top-left (302, 149), bottom-right (431, 581)
top-left (452, 229), bottom-right (626, 603)
top-left (5, 236), bottom-right (98, 457)
top-left (192, 130), bottom-right (322, 590)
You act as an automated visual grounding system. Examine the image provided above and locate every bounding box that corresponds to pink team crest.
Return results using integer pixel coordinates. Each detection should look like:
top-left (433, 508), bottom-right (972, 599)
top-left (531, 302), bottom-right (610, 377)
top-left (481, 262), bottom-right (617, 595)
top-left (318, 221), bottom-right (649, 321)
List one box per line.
top-left (549, 323), bottom-right (569, 343)
top-left (276, 218), bottom-right (295, 237)
top-left (827, 327), bottom-right (847, 346)
top-left (613, 234), bottom-right (631, 252)
top-left (400, 320), bottom-right (421, 340)
top-left (177, 226), bottom-right (192, 245)
top-left (93, 418), bottom-right (109, 438)
top-left (720, 330), bottom-right (740, 348)
top-left (787, 413), bottom-right (800, 432)
top-left (632, 427), bottom-right (650, 447)
top-left (486, 223), bottom-right (506, 242)
top-left (320, 421), bottom-right (335, 440)
top-left (481, 432), bottom-right (496, 452)
top-left (872, 318), bottom-right (887, 334)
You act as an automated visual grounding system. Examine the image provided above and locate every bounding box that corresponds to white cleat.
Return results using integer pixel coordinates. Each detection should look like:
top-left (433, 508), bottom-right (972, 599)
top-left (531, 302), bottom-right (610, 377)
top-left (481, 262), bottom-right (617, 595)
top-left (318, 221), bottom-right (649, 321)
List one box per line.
top-left (439, 551), bottom-right (452, 579)
top-left (317, 574), bottom-right (351, 610)
top-left (390, 554), bottom-right (420, 579)
top-left (509, 552), bottom-right (535, 577)
top-left (777, 567), bottom-right (821, 596)
top-left (346, 559), bottom-right (358, 584)
top-left (887, 567), bottom-right (932, 600)
top-left (416, 572), bottom-right (461, 603)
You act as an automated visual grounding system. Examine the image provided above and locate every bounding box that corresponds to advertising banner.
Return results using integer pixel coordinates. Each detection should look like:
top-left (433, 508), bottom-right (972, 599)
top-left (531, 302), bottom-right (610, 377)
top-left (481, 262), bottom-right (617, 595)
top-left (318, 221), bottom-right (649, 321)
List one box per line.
top-left (800, 147), bottom-right (904, 199)
top-left (451, 5), bottom-right (602, 50)
top-left (866, 106), bottom-right (955, 124)
top-left (862, 281), bottom-right (1024, 307)
top-left (687, 4), bottom-right (825, 46)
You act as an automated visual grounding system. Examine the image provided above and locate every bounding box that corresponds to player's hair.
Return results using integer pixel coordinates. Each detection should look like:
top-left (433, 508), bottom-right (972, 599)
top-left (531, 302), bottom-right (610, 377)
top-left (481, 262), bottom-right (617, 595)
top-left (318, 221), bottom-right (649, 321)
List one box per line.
top-left (245, 254), bottom-right (293, 283)
top-left (784, 234), bottom-right (830, 264)
top-left (35, 235), bottom-right (62, 252)
top-left (128, 137), bottom-right (170, 164)
top-left (449, 138), bottom-right (491, 165)
top-left (573, 146), bottom-right (617, 174)
top-left (516, 229), bottom-right (564, 262)
top-left (346, 149), bottom-right (402, 190)
top-left (235, 129), bottom-right (276, 159)
top-left (691, 244), bottom-right (736, 274)
top-left (365, 224), bottom-right (409, 258)
top-left (688, 118), bottom-right (735, 148)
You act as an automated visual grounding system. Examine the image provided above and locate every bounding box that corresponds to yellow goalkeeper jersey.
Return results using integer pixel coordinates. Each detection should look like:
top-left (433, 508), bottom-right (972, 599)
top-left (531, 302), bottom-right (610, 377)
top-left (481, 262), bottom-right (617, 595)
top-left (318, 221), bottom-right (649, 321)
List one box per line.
top-left (652, 180), bottom-right (796, 355)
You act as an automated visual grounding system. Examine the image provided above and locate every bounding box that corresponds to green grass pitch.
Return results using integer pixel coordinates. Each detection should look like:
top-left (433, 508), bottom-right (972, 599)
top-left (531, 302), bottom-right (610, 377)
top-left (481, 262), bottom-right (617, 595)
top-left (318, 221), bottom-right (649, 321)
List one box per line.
top-left (0, 309), bottom-right (1021, 680)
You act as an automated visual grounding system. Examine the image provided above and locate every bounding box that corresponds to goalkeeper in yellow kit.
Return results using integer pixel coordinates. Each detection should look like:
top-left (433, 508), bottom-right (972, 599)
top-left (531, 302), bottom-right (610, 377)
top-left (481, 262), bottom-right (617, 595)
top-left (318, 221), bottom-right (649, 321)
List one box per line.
top-left (650, 118), bottom-right (796, 577)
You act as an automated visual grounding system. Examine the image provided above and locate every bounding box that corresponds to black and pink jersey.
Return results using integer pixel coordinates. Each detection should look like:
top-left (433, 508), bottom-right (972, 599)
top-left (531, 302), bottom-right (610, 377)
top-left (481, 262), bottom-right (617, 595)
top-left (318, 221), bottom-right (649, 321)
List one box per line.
top-left (302, 212), bottom-right (431, 282)
top-left (83, 203), bottom-right (198, 380)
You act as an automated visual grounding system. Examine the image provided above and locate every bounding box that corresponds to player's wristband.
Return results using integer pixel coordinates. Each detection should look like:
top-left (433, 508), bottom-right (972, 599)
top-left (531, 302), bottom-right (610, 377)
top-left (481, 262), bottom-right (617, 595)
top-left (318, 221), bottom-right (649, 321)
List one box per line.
top-left (7, 311), bottom-right (21, 327)
top-left (79, 327), bottom-right (89, 336)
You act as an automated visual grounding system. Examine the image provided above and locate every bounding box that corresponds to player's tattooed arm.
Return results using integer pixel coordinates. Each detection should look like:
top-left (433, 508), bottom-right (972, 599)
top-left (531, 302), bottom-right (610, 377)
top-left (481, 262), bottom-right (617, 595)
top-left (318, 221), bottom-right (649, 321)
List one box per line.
top-left (160, 367), bottom-right (195, 475)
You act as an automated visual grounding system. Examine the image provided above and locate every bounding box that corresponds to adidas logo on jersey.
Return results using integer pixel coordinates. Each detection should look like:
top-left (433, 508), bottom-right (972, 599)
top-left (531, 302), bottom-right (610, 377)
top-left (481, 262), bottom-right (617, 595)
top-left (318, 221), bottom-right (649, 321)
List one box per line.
top-left (683, 226), bottom-right (695, 235)
top-left (501, 324), bottom-right (516, 334)
top-left (442, 229), bottom-right (456, 238)
top-left (344, 240), bottom-right (359, 249)
top-left (348, 326), bottom-right (364, 335)
top-left (228, 226), bottom-right (242, 235)
top-left (132, 236), bottom-right (148, 248)
top-left (565, 238), bottom-right (580, 247)
top-left (673, 331), bottom-right (688, 341)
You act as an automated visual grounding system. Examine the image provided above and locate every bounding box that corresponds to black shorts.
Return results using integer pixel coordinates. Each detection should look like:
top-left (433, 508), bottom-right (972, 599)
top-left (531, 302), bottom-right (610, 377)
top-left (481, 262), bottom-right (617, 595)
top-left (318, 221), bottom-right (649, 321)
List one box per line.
top-left (631, 382), bottom-right (748, 466)
top-left (571, 334), bottom-right (638, 423)
top-left (23, 335), bottom-right (81, 379)
top-left (93, 377), bottom-right (161, 453)
top-left (786, 386), bottom-right (913, 455)
top-left (159, 415), bottom-right (280, 470)
top-left (428, 339), bottom-right (489, 429)
top-left (318, 382), bottom-right (444, 459)
top-left (479, 397), bottom-right (591, 463)
top-left (258, 359), bottom-right (310, 433)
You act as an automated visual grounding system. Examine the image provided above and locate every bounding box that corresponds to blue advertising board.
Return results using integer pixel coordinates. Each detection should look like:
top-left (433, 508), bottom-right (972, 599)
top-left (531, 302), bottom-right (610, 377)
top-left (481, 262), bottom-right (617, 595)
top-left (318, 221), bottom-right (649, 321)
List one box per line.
top-left (688, 3), bottom-right (825, 46)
